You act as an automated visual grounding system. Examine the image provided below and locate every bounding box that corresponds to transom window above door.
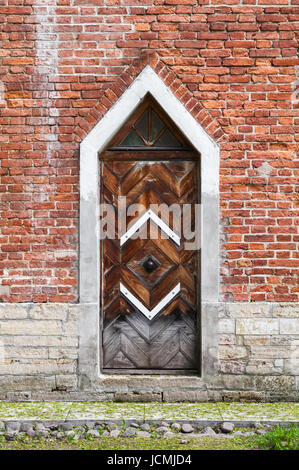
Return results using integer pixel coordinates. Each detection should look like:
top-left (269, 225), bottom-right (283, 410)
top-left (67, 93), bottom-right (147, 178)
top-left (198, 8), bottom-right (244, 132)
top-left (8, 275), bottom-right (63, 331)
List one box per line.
top-left (107, 97), bottom-right (193, 151)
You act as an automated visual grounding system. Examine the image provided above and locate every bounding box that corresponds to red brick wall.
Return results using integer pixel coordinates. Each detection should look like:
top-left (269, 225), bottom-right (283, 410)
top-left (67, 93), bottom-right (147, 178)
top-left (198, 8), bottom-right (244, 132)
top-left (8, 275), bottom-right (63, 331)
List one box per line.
top-left (0, 1), bottom-right (298, 303)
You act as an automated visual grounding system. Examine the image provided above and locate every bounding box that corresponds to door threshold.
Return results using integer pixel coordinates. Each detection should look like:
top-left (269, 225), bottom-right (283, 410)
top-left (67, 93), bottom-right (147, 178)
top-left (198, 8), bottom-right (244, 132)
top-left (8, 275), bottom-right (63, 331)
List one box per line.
top-left (102, 369), bottom-right (199, 375)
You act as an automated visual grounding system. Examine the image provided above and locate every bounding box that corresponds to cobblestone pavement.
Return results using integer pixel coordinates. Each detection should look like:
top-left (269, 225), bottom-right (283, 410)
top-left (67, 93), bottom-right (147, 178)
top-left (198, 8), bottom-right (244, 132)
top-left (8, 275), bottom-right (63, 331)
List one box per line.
top-left (0, 402), bottom-right (297, 424)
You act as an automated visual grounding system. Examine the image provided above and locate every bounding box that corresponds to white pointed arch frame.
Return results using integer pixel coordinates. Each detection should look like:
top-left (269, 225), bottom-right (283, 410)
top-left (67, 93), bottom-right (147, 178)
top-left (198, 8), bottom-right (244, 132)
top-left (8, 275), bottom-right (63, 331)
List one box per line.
top-left (79, 65), bottom-right (220, 383)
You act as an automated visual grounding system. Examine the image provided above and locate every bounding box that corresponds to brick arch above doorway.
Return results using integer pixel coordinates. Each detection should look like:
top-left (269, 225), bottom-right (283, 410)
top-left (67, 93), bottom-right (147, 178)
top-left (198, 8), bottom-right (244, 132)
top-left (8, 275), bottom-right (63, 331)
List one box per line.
top-left (79, 65), bottom-right (219, 387)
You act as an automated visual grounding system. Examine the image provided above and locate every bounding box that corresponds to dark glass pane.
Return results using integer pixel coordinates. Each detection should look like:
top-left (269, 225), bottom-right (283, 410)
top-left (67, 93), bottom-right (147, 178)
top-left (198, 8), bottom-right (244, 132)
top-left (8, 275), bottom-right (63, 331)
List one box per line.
top-left (135, 110), bottom-right (148, 140)
top-left (119, 130), bottom-right (145, 147)
top-left (111, 102), bottom-right (190, 149)
top-left (155, 129), bottom-right (182, 147)
top-left (151, 110), bottom-right (165, 140)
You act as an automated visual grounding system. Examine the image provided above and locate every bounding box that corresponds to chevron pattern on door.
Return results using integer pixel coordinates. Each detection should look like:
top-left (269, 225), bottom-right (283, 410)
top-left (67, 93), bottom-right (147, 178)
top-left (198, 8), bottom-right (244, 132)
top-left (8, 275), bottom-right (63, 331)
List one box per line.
top-left (100, 158), bottom-right (200, 373)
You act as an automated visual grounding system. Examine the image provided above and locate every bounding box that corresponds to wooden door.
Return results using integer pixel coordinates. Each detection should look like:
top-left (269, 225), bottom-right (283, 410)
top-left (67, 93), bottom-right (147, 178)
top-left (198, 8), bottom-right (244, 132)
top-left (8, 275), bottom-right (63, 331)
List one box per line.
top-left (99, 100), bottom-right (200, 374)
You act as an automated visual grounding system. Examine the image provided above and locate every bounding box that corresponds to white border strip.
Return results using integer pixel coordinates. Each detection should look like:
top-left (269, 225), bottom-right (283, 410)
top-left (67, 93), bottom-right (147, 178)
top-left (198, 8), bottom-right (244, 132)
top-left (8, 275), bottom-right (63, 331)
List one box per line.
top-left (120, 209), bottom-right (180, 246)
top-left (120, 282), bottom-right (180, 320)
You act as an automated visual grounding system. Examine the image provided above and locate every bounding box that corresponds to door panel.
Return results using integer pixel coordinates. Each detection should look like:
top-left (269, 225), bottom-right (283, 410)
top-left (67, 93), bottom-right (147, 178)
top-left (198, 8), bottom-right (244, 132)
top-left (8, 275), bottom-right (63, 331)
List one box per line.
top-left (100, 159), bottom-right (200, 373)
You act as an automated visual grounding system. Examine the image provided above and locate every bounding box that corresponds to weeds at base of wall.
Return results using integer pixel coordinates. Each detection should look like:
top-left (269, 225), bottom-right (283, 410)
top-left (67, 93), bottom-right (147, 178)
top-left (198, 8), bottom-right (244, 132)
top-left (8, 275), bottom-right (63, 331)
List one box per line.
top-left (255, 424), bottom-right (299, 451)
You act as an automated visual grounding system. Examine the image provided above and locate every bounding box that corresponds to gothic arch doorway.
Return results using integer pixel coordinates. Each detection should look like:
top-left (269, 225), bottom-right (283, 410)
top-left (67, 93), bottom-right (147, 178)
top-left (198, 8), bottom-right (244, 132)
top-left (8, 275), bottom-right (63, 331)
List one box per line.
top-left (79, 66), bottom-right (219, 383)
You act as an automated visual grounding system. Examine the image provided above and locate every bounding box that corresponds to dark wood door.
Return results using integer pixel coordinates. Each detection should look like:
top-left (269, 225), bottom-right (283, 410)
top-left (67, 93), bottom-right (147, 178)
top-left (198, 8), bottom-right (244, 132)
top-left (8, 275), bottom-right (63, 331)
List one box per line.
top-left (100, 159), bottom-right (200, 374)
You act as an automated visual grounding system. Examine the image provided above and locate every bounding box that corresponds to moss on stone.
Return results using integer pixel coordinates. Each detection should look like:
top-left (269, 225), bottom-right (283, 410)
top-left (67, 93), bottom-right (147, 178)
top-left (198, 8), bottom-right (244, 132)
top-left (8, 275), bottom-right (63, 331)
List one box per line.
top-left (0, 435), bottom-right (259, 451)
top-left (0, 401), bottom-right (297, 422)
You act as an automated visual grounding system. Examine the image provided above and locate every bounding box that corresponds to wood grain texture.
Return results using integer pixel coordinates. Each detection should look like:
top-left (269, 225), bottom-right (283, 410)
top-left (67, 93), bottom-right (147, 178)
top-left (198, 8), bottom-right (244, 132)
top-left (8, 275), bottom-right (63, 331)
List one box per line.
top-left (100, 159), bottom-right (200, 372)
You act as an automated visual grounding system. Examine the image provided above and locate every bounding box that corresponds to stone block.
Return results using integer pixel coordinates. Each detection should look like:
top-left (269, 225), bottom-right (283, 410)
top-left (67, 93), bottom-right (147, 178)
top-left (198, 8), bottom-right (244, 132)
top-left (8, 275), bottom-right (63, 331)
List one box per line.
top-left (0, 375), bottom-right (55, 391)
top-left (243, 335), bottom-right (269, 346)
top-left (218, 318), bottom-right (235, 334)
top-left (48, 348), bottom-right (78, 359)
top-left (270, 335), bottom-right (296, 346)
top-left (255, 376), bottom-right (296, 392)
top-left (219, 361), bottom-right (246, 374)
top-left (207, 390), bottom-right (222, 401)
top-left (274, 359), bottom-right (284, 367)
top-left (221, 375), bottom-right (255, 391)
top-left (236, 319), bottom-right (279, 335)
top-left (114, 392), bottom-right (162, 402)
top-left (5, 347), bottom-right (48, 359)
top-left (55, 374), bottom-right (78, 391)
top-left (218, 345), bottom-right (248, 360)
top-left (0, 305), bottom-right (28, 320)
top-left (0, 359), bottom-right (76, 376)
top-left (0, 335), bottom-right (78, 348)
top-left (284, 359), bottom-right (299, 375)
top-left (222, 391), bottom-right (240, 402)
top-left (246, 359), bottom-right (280, 375)
top-left (218, 334), bottom-right (236, 345)
top-left (29, 304), bottom-right (69, 321)
top-left (62, 320), bottom-right (78, 335)
top-left (273, 303), bottom-right (299, 318)
top-left (6, 391), bottom-right (31, 401)
top-left (226, 303), bottom-right (271, 318)
top-left (0, 320), bottom-right (62, 336)
top-left (239, 391), bottom-right (265, 402)
top-left (280, 319), bottom-right (299, 335)
top-left (250, 346), bottom-right (293, 359)
top-left (163, 390), bottom-right (208, 402)
top-left (127, 375), bottom-right (204, 391)
top-left (66, 305), bottom-right (80, 320)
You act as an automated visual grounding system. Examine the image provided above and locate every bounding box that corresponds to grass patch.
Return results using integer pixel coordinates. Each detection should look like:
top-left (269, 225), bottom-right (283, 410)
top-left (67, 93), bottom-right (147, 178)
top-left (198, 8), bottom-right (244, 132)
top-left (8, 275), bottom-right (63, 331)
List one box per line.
top-left (255, 424), bottom-right (299, 451)
top-left (0, 436), bottom-right (257, 451)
